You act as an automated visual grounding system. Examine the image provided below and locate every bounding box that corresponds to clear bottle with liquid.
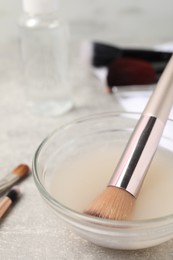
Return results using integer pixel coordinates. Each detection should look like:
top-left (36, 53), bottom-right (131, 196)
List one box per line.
top-left (19, 0), bottom-right (74, 116)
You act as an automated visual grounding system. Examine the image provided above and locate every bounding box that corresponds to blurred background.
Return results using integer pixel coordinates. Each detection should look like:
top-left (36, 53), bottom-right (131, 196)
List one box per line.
top-left (1, 0), bottom-right (173, 45)
top-left (1, 0), bottom-right (173, 88)
top-left (0, 0), bottom-right (172, 121)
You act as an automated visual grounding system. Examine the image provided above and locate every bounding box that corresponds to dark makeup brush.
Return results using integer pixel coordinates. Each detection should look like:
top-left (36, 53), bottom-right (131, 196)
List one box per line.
top-left (106, 57), bottom-right (157, 92)
top-left (93, 57), bottom-right (159, 93)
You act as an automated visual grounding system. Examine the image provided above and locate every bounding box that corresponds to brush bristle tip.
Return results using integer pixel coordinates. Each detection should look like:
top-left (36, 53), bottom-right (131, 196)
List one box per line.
top-left (84, 187), bottom-right (135, 221)
top-left (12, 164), bottom-right (30, 177)
top-left (7, 186), bottom-right (21, 202)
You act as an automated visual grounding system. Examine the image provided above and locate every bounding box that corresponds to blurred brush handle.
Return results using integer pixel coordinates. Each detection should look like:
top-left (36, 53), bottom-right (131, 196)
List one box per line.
top-left (123, 48), bottom-right (172, 62)
top-left (93, 42), bottom-right (172, 67)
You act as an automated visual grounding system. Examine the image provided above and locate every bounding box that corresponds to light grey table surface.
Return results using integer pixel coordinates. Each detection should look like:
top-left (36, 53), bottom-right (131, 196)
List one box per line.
top-left (0, 0), bottom-right (173, 259)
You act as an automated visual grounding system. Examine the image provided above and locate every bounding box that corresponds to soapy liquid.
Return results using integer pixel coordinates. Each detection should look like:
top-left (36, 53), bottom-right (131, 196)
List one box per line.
top-left (50, 146), bottom-right (173, 220)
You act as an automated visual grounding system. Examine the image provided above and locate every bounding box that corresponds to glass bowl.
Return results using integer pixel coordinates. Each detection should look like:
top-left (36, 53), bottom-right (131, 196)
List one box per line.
top-left (32, 112), bottom-right (173, 250)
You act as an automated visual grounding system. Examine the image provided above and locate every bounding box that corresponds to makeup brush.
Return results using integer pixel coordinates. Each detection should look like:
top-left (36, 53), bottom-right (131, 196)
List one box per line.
top-left (93, 58), bottom-right (160, 93)
top-left (93, 57), bottom-right (158, 94)
top-left (107, 58), bottom-right (156, 86)
top-left (0, 164), bottom-right (30, 194)
top-left (106, 57), bottom-right (157, 93)
top-left (0, 186), bottom-right (21, 219)
top-left (85, 55), bottom-right (173, 221)
top-left (84, 41), bottom-right (172, 68)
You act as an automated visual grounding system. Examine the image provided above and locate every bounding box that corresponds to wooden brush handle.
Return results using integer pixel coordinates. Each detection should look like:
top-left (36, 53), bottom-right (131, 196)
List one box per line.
top-left (0, 197), bottom-right (12, 218)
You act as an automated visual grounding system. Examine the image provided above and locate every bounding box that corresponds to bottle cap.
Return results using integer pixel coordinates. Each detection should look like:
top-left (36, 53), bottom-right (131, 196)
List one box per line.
top-left (22, 0), bottom-right (58, 15)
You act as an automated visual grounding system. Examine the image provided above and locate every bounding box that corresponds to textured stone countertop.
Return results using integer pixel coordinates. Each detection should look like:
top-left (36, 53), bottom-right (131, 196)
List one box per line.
top-left (0, 0), bottom-right (173, 259)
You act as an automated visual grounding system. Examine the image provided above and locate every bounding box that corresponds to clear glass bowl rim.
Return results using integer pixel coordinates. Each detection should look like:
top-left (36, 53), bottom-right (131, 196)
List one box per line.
top-left (32, 111), bottom-right (173, 229)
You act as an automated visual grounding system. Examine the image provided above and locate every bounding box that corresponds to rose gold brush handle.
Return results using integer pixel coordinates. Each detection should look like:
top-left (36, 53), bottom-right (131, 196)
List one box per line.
top-left (109, 56), bottom-right (173, 197)
top-left (144, 55), bottom-right (173, 123)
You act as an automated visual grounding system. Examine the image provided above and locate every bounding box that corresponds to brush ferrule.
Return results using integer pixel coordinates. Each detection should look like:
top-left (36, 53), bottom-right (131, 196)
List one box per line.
top-left (108, 115), bottom-right (164, 197)
top-left (0, 173), bottom-right (20, 193)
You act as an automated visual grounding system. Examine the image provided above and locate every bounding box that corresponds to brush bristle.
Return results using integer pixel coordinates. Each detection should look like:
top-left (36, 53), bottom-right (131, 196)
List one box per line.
top-left (12, 164), bottom-right (30, 177)
top-left (84, 186), bottom-right (135, 220)
top-left (7, 186), bottom-right (21, 203)
top-left (107, 57), bottom-right (156, 87)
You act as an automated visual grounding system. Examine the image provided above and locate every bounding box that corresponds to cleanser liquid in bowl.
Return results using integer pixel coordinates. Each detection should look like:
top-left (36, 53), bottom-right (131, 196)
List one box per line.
top-left (50, 145), bottom-right (173, 220)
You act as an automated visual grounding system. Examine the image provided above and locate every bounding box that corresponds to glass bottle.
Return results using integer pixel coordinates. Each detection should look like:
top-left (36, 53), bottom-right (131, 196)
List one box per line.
top-left (19, 0), bottom-right (74, 116)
